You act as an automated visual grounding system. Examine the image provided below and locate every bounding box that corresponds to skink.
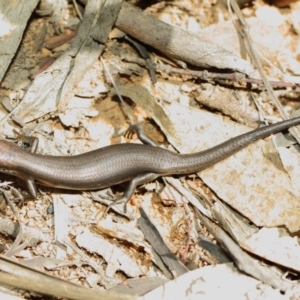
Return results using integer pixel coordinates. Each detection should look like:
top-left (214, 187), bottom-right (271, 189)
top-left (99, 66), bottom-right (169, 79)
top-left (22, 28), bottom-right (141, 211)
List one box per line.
top-left (0, 117), bottom-right (300, 206)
